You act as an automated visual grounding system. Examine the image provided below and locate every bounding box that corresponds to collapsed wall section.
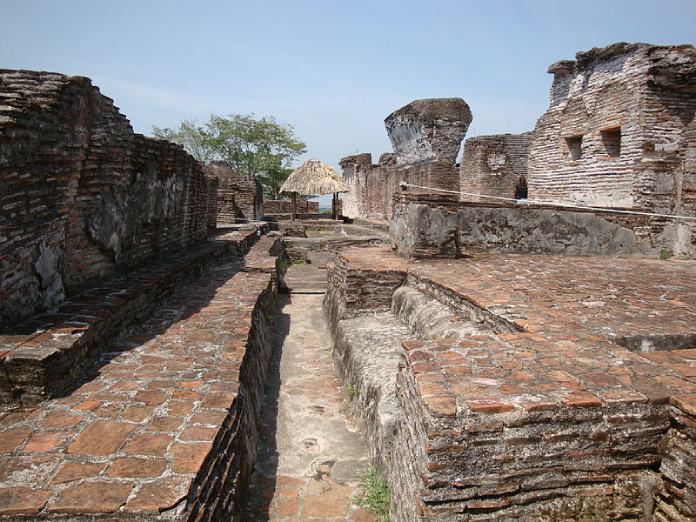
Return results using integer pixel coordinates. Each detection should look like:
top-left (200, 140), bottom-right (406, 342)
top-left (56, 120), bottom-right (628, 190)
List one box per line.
top-left (0, 70), bottom-right (218, 329)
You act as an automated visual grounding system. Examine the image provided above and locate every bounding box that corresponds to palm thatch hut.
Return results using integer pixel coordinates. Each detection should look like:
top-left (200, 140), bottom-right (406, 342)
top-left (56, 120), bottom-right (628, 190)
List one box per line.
top-left (280, 158), bottom-right (349, 220)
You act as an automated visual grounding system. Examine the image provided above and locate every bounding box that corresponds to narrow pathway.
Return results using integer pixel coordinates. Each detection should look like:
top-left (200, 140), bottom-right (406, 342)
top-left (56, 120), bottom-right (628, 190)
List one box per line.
top-left (245, 291), bottom-right (375, 521)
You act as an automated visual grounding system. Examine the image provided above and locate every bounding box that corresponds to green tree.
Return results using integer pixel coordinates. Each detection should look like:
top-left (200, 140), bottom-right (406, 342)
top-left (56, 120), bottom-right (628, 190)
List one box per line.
top-left (259, 164), bottom-right (293, 200)
top-left (152, 114), bottom-right (306, 198)
top-left (152, 120), bottom-right (208, 162)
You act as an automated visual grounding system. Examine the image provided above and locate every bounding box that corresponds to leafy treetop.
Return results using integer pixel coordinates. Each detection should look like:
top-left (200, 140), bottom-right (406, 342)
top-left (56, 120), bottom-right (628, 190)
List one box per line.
top-left (152, 114), bottom-right (306, 199)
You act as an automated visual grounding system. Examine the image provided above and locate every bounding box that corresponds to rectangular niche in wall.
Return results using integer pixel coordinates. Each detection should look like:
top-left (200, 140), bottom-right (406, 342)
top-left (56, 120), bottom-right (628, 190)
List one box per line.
top-left (565, 135), bottom-right (583, 160)
top-left (601, 127), bottom-right (621, 157)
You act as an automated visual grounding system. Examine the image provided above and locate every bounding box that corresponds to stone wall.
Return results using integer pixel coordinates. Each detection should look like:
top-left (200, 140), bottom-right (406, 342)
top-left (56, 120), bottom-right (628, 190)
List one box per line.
top-left (528, 43), bottom-right (696, 255)
top-left (203, 162), bottom-right (262, 224)
top-left (0, 70), bottom-right (218, 329)
top-left (340, 98), bottom-right (471, 222)
top-left (459, 132), bottom-right (533, 202)
top-left (390, 194), bottom-right (694, 258)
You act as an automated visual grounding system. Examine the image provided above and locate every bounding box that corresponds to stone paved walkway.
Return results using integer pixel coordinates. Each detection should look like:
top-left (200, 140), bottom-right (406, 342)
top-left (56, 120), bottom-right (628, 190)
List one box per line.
top-left (245, 293), bottom-right (376, 521)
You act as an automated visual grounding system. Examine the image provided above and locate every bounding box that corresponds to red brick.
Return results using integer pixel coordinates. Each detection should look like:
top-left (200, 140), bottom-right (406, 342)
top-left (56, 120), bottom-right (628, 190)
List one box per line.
top-left (67, 421), bottom-right (136, 456)
top-left (562, 392), bottom-right (602, 408)
top-left (48, 480), bottom-right (133, 513)
top-left (51, 461), bottom-right (106, 484)
top-left (170, 443), bottom-right (212, 473)
top-left (0, 487), bottom-right (52, 515)
top-left (24, 432), bottom-right (66, 452)
top-left (107, 457), bottom-right (165, 478)
top-left (125, 477), bottom-right (191, 513)
top-left (179, 427), bottom-right (218, 442)
top-left (124, 433), bottom-right (172, 456)
top-left (466, 399), bottom-right (515, 413)
top-left (424, 396), bottom-right (457, 417)
top-left (0, 426), bottom-right (32, 452)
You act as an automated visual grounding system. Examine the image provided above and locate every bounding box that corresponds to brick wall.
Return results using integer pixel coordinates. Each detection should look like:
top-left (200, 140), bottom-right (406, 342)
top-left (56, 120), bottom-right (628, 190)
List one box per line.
top-left (340, 155), bottom-right (461, 222)
top-left (0, 70), bottom-right (218, 329)
top-left (459, 132), bottom-right (533, 202)
top-left (528, 43), bottom-right (696, 254)
top-left (263, 199), bottom-right (319, 215)
top-left (203, 162), bottom-right (263, 224)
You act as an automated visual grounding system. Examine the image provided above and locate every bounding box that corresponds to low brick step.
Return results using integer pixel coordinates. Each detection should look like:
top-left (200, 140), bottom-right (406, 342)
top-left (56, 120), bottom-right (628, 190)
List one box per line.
top-left (0, 226), bottom-right (265, 408)
top-left (0, 248), bottom-right (279, 519)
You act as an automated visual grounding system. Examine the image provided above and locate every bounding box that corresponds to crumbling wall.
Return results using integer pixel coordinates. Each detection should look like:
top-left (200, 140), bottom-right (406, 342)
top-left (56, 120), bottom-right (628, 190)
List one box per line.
top-left (459, 132), bottom-right (533, 202)
top-left (389, 195), bottom-right (693, 258)
top-left (204, 162), bottom-right (262, 224)
top-left (0, 70), bottom-right (218, 329)
top-left (340, 98), bottom-right (471, 221)
top-left (528, 43), bottom-right (696, 254)
top-left (385, 98), bottom-right (472, 166)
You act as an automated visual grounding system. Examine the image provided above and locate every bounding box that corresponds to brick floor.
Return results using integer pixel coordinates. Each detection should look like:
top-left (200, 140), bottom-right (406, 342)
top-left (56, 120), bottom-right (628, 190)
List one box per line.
top-left (329, 246), bottom-right (696, 519)
top-left (0, 257), bottom-right (273, 517)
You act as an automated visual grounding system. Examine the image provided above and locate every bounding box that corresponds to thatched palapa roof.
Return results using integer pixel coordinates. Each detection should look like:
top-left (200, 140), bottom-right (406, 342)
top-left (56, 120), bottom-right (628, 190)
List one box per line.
top-left (280, 158), bottom-right (349, 195)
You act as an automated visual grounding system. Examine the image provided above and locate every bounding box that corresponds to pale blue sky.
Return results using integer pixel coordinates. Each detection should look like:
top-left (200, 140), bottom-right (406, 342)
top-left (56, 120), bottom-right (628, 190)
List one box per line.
top-left (2, 0), bottom-right (694, 204)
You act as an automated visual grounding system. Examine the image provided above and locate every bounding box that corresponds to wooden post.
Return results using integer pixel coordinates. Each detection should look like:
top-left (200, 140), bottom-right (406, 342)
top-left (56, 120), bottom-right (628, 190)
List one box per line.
top-left (291, 192), bottom-right (297, 221)
top-left (332, 193), bottom-right (337, 220)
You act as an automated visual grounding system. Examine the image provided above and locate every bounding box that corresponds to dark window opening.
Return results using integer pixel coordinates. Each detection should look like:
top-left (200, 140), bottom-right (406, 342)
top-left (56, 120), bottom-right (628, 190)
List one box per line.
top-left (601, 127), bottom-right (621, 157)
top-left (565, 135), bottom-right (583, 160)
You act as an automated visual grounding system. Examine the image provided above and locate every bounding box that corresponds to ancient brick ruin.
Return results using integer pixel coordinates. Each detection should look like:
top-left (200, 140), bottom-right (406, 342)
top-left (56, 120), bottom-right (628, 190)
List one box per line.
top-left (528, 43), bottom-right (696, 256)
top-left (341, 98), bottom-right (471, 221)
top-left (1, 41), bottom-right (696, 522)
top-left (342, 44), bottom-right (696, 260)
top-left (203, 162), bottom-right (263, 224)
top-left (0, 71), bottom-right (286, 520)
top-left (324, 246), bottom-right (696, 520)
top-left (325, 41), bottom-right (696, 521)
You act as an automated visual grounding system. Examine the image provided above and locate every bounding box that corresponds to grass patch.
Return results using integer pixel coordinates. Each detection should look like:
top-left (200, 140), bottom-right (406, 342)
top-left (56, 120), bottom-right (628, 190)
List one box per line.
top-left (659, 246), bottom-right (673, 260)
top-left (356, 467), bottom-right (390, 521)
top-left (346, 384), bottom-right (356, 400)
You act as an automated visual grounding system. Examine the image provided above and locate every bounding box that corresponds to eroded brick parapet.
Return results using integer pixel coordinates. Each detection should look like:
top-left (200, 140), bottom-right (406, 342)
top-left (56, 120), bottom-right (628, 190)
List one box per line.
top-left (390, 194), bottom-right (691, 258)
